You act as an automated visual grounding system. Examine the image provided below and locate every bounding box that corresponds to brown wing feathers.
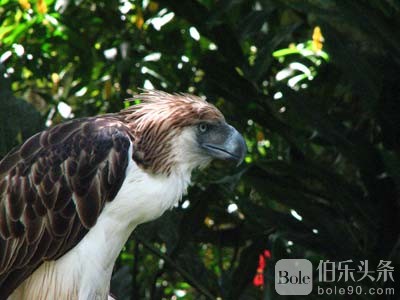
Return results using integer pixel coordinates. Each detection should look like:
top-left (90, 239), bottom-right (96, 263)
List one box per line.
top-left (0, 116), bottom-right (131, 298)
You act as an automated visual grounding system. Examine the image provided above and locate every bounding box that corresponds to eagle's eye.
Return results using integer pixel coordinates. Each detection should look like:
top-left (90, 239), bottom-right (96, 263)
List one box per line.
top-left (198, 123), bottom-right (209, 133)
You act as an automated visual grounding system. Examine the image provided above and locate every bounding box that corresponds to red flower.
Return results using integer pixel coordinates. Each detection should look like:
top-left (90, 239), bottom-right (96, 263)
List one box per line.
top-left (252, 249), bottom-right (272, 288)
top-left (264, 250), bottom-right (271, 259)
top-left (253, 272), bottom-right (264, 286)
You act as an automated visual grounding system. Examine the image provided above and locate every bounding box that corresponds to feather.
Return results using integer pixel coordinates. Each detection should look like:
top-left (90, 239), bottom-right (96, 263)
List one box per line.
top-left (19, 133), bottom-right (41, 159)
top-left (0, 201), bottom-right (10, 239)
top-left (23, 206), bottom-right (43, 244)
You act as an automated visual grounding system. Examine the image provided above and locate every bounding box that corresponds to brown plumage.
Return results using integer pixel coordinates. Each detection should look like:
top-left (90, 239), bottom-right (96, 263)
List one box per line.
top-left (0, 116), bottom-right (131, 297)
top-left (0, 90), bottom-right (232, 299)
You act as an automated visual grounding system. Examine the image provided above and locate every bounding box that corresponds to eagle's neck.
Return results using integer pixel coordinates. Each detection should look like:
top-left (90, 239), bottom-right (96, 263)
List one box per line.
top-left (70, 145), bottom-right (192, 297)
top-left (11, 144), bottom-right (192, 300)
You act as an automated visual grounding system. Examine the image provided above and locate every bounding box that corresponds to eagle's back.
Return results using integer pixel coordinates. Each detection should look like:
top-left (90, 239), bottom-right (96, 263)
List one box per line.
top-left (0, 115), bottom-right (131, 299)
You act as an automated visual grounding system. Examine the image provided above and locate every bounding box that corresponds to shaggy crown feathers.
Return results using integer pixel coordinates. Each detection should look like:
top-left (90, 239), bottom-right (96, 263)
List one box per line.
top-left (120, 90), bottom-right (224, 174)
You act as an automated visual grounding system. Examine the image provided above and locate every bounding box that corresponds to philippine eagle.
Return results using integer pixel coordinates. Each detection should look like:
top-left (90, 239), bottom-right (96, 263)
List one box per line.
top-left (0, 90), bottom-right (246, 300)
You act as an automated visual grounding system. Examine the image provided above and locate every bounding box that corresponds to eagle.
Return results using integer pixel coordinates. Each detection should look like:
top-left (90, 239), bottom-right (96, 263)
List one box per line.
top-left (0, 90), bottom-right (246, 299)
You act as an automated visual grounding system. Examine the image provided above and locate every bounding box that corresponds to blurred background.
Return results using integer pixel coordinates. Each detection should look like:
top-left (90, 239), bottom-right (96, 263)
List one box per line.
top-left (0, 0), bottom-right (399, 299)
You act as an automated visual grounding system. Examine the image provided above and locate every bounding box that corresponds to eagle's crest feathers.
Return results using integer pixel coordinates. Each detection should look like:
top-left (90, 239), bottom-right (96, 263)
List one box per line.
top-left (121, 90), bottom-right (224, 174)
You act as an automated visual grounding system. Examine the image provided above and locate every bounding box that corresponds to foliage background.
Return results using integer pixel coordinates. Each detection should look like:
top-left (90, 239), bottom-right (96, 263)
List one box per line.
top-left (1, 0), bottom-right (399, 299)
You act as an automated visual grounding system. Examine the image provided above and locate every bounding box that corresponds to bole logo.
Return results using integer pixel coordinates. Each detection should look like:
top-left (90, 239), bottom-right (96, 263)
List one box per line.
top-left (275, 259), bottom-right (313, 295)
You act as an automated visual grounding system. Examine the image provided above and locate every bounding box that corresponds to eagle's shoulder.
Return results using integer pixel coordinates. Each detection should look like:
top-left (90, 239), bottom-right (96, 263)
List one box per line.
top-left (0, 114), bottom-right (132, 298)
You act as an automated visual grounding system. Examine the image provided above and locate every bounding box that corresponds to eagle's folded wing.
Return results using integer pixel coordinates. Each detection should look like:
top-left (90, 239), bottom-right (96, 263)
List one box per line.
top-left (0, 116), bottom-right (131, 298)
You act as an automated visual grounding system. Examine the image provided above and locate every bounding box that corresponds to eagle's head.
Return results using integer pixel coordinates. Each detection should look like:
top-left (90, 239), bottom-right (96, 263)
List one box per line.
top-left (121, 90), bottom-right (246, 175)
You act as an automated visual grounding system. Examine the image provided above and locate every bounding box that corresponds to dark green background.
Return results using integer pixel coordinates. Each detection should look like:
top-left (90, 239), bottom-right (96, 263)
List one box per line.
top-left (0, 0), bottom-right (399, 299)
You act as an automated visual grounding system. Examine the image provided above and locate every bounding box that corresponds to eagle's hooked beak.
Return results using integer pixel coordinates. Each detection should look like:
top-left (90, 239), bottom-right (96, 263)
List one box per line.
top-left (198, 122), bottom-right (246, 165)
